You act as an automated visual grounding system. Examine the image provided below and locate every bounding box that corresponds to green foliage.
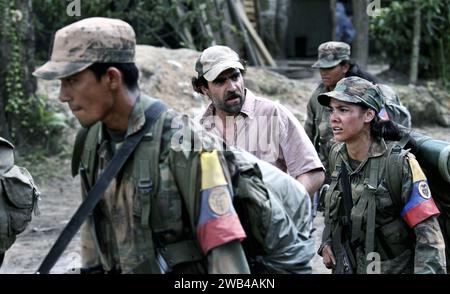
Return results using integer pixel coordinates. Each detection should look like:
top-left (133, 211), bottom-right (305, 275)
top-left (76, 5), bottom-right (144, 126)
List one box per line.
top-left (2, 1), bottom-right (25, 115)
top-left (7, 93), bottom-right (71, 153)
top-left (33, 0), bottom-right (223, 61)
top-left (0, 0), bottom-right (68, 152)
top-left (370, 0), bottom-right (450, 85)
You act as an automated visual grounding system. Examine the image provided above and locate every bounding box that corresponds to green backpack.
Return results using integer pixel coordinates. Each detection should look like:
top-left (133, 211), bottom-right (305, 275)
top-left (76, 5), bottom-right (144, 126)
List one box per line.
top-left (384, 133), bottom-right (450, 272)
top-left (0, 138), bottom-right (40, 258)
top-left (72, 99), bottom-right (312, 273)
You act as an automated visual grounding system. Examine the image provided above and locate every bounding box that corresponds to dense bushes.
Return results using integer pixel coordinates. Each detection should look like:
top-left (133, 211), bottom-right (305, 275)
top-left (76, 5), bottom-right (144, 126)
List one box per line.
top-left (370, 0), bottom-right (450, 86)
top-left (33, 0), bottom-right (219, 62)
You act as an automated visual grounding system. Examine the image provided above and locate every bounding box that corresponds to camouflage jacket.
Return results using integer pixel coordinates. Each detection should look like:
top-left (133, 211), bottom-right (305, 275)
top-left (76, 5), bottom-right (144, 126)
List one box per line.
top-left (78, 95), bottom-right (250, 274)
top-left (321, 139), bottom-right (446, 274)
top-left (304, 83), bottom-right (333, 182)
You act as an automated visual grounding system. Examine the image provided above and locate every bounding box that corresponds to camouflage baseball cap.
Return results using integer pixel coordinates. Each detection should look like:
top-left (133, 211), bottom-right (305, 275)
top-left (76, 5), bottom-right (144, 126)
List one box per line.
top-left (318, 77), bottom-right (383, 113)
top-left (195, 45), bottom-right (244, 81)
top-left (311, 41), bottom-right (350, 69)
top-left (33, 17), bottom-right (136, 80)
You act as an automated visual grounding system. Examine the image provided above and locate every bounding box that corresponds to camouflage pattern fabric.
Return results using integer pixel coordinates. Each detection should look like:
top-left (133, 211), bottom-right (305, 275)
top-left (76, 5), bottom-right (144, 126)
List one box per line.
top-left (304, 83), bottom-right (333, 183)
top-left (33, 17), bottom-right (135, 80)
top-left (318, 77), bottom-right (383, 113)
top-left (311, 41), bottom-right (350, 69)
top-left (321, 139), bottom-right (446, 274)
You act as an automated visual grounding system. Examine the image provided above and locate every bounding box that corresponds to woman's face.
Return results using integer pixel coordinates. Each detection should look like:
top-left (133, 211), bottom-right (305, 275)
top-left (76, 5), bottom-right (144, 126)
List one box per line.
top-left (319, 63), bottom-right (350, 89)
top-left (328, 98), bottom-right (374, 143)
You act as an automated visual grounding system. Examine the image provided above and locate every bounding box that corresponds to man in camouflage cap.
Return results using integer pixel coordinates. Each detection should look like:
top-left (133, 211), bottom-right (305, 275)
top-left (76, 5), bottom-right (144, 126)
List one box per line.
top-left (311, 41), bottom-right (350, 69)
top-left (33, 17), bottom-right (251, 274)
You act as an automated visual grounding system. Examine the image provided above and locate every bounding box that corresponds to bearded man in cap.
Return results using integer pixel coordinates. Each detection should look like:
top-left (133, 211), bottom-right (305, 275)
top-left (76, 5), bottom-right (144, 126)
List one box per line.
top-left (192, 45), bottom-right (324, 198)
top-left (33, 17), bottom-right (251, 274)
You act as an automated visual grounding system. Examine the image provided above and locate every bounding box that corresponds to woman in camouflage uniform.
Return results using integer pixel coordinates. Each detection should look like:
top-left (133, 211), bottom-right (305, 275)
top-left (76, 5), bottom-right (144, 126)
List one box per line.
top-left (317, 77), bottom-right (446, 274)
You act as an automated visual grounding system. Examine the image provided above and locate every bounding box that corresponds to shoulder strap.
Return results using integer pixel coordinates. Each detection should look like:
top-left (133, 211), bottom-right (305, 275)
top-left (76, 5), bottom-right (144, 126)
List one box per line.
top-left (137, 109), bottom-right (167, 229)
top-left (36, 101), bottom-right (167, 274)
top-left (385, 141), bottom-right (409, 210)
top-left (329, 142), bottom-right (344, 173)
top-left (72, 127), bottom-right (89, 177)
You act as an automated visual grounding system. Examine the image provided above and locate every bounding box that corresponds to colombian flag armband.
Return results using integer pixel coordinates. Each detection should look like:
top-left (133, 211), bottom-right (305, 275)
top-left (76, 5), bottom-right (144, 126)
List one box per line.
top-left (196, 150), bottom-right (246, 254)
top-left (400, 154), bottom-right (440, 228)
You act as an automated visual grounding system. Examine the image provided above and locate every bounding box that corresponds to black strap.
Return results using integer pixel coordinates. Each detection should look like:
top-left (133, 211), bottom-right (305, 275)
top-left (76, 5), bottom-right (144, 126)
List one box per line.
top-left (71, 127), bottom-right (90, 177)
top-left (36, 101), bottom-right (167, 274)
top-left (340, 163), bottom-right (353, 231)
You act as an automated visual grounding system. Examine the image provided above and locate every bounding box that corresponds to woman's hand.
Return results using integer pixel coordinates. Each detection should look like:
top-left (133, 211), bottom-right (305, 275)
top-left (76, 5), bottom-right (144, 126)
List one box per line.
top-left (322, 245), bottom-right (336, 269)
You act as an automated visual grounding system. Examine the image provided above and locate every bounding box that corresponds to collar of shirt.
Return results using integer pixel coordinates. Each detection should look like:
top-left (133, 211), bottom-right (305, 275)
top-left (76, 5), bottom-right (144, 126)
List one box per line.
top-left (98, 95), bottom-right (151, 159)
top-left (339, 138), bottom-right (387, 174)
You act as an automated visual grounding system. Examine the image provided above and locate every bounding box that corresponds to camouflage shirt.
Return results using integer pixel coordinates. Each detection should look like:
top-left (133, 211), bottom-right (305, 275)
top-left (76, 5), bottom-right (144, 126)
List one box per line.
top-left (304, 83), bottom-right (333, 182)
top-left (321, 139), bottom-right (446, 274)
top-left (79, 95), bottom-right (249, 274)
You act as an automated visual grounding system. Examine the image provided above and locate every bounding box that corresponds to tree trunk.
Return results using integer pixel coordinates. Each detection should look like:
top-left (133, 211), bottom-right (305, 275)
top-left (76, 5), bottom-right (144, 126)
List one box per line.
top-left (0, 0), bottom-right (11, 139)
top-left (409, 0), bottom-right (421, 85)
top-left (330, 0), bottom-right (337, 41)
top-left (352, 0), bottom-right (369, 69)
top-left (0, 0), bottom-right (35, 144)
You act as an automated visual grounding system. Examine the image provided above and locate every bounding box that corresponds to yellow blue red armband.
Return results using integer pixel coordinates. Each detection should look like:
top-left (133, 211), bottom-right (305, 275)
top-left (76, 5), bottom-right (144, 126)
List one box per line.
top-left (197, 150), bottom-right (246, 254)
top-left (401, 154), bottom-right (440, 228)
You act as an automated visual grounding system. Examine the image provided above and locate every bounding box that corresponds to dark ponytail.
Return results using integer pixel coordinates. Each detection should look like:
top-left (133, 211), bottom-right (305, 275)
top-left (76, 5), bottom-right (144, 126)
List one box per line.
top-left (370, 117), bottom-right (402, 141)
top-left (369, 114), bottom-right (418, 151)
top-left (358, 103), bottom-right (408, 142)
top-left (343, 61), bottom-right (379, 84)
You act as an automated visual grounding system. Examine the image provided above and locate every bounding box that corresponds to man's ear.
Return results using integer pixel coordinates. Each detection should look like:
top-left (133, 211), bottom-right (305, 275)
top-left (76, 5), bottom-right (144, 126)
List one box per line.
top-left (104, 67), bottom-right (122, 90)
top-left (342, 62), bottom-right (350, 74)
top-left (200, 84), bottom-right (209, 97)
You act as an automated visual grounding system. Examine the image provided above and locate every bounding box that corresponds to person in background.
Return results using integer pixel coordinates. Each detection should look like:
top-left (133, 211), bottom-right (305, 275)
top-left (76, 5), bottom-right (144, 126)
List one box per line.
top-left (192, 45), bottom-right (324, 198)
top-left (335, 2), bottom-right (355, 45)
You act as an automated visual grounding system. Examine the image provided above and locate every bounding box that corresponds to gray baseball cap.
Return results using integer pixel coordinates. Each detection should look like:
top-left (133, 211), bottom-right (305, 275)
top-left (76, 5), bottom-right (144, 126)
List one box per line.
top-left (33, 17), bottom-right (136, 80)
top-left (318, 77), bottom-right (383, 113)
top-left (311, 41), bottom-right (350, 69)
top-left (195, 45), bottom-right (244, 81)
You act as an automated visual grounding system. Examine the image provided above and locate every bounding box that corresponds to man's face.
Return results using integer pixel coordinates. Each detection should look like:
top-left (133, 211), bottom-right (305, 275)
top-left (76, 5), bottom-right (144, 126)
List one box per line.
top-left (202, 68), bottom-right (245, 116)
top-left (59, 69), bottom-right (114, 128)
top-left (319, 63), bottom-right (349, 90)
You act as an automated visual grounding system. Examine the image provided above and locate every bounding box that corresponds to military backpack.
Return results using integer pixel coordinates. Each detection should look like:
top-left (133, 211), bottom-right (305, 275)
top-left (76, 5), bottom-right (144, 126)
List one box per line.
top-left (0, 137), bottom-right (40, 262)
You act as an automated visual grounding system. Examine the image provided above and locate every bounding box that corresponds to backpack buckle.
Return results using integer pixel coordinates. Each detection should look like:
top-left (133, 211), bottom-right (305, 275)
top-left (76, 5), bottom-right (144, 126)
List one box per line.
top-left (138, 179), bottom-right (153, 194)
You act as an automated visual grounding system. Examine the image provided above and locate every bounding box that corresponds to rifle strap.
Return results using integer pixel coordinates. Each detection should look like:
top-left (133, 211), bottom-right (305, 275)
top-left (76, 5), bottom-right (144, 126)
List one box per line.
top-left (36, 101), bottom-right (167, 274)
top-left (72, 127), bottom-right (89, 177)
top-left (340, 162), bottom-right (353, 230)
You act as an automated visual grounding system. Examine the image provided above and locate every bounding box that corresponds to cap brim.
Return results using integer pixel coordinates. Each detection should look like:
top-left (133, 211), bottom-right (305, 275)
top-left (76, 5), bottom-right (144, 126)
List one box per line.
top-left (203, 61), bottom-right (244, 81)
top-left (311, 59), bottom-right (342, 69)
top-left (33, 60), bottom-right (93, 80)
top-left (318, 91), bottom-right (361, 107)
